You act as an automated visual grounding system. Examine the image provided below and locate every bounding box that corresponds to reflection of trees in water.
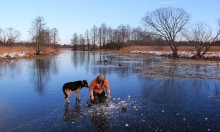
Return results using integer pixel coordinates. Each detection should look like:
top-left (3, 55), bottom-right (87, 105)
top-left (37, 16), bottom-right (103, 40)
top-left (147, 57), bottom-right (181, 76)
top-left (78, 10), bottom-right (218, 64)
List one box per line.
top-left (70, 51), bottom-right (140, 78)
top-left (31, 58), bottom-right (58, 94)
top-left (141, 78), bottom-right (186, 104)
top-left (141, 77), bottom-right (220, 105)
top-left (71, 51), bottom-right (144, 78)
top-left (213, 82), bottom-right (220, 97)
top-left (207, 80), bottom-right (220, 99)
top-left (0, 61), bottom-right (22, 79)
top-left (70, 51), bottom-right (219, 81)
top-left (71, 51), bottom-right (92, 69)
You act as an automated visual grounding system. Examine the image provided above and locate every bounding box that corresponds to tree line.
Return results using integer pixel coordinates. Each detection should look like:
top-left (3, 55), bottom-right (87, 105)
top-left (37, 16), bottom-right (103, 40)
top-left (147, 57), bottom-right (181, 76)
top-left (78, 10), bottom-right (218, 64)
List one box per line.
top-left (1, 7), bottom-right (220, 58)
top-left (72, 7), bottom-right (220, 58)
top-left (0, 16), bottom-right (59, 55)
top-left (71, 24), bottom-right (164, 51)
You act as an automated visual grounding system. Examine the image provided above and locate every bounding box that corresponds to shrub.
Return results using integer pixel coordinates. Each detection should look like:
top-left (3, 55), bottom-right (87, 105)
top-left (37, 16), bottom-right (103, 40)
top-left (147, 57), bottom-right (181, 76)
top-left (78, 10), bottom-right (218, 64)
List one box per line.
top-left (103, 42), bottom-right (124, 50)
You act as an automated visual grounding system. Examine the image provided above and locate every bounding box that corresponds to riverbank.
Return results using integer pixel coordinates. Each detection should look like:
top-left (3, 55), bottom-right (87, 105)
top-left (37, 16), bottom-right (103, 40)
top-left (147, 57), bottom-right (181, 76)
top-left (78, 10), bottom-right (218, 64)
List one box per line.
top-left (0, 46), bottom-right (58, 60)
top-left (107, 46), bottom-right (220, 60)
top-left (1, 45), bottom-right (220, 61)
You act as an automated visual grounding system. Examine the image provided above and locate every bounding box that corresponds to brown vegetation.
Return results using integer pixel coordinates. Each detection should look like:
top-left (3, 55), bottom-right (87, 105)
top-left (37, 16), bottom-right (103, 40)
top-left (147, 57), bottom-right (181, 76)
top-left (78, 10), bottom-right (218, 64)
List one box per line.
top-left (104, 45), bottom-right (220, 60)
top-left (111, 45), bottom-right (220, 52)
top-left (0, 46), bottom-right (58, 59)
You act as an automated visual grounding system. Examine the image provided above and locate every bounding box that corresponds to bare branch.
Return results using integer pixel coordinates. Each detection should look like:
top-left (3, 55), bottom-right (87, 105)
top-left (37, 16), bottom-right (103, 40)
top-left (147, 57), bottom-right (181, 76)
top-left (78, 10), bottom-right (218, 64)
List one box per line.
top-left (143, 7), bottom-right (190, 57)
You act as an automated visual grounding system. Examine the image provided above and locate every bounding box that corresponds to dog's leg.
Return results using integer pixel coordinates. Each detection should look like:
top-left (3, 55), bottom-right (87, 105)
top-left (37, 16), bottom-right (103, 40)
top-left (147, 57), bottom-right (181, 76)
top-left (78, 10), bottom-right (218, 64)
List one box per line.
top-left (78, 90), bottom-right (81, 101)
top-left (74, 90), bottom-right (80, 101)
top-left (65, 90), bottom-right (71, 103)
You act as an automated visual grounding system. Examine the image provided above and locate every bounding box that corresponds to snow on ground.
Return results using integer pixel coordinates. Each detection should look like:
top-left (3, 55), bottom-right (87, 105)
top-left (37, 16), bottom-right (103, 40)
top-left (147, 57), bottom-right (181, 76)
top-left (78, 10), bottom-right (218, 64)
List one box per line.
top-left (1, 50), bottom-right (220, 59)
top-left (130, 50), bottom-right (220, 58)
top-left (0, 52), bottom-right (30, 59)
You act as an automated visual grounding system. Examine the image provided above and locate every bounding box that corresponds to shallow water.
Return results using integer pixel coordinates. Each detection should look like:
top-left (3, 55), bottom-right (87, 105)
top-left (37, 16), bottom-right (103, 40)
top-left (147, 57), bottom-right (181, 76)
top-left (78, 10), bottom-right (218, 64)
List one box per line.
top-left (0, 51), bottom-right (220, 132)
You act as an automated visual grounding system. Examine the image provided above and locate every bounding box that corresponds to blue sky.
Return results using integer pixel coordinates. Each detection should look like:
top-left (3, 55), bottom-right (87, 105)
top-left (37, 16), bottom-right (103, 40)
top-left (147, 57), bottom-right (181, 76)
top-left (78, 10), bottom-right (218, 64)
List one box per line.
top-left (0, 0), bottom-right (219, 44)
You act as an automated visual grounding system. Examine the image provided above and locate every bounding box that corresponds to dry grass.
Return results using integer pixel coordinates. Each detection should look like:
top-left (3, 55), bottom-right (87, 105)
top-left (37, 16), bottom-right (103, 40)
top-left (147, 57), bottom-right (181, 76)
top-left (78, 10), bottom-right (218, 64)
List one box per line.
top-left (0, 46), bottom-right (34, 54)
top-left (0, 46), bottom-right (58, 59)
top-left (0, 46), bottom-right (57, 54)
top-left (119, 45), bottom-right (220, 52)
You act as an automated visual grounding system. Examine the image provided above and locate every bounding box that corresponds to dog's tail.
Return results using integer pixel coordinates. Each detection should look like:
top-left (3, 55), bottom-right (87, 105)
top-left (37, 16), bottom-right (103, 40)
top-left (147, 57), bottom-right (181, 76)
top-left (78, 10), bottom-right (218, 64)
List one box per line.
top-left (62, 85), bottom-right (68, 99)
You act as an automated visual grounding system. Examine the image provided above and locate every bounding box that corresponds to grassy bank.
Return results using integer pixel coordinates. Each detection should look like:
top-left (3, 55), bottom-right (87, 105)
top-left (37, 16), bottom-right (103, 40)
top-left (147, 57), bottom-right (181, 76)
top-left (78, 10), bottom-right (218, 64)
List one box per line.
top-left (104, 45), bottom-right (220, 60)
top-left (0, 46), bottom-right (58, 59)
top-left (1, 45), bottom-right (220, 60)
top-left (114, 45), bottom-right (220, 52)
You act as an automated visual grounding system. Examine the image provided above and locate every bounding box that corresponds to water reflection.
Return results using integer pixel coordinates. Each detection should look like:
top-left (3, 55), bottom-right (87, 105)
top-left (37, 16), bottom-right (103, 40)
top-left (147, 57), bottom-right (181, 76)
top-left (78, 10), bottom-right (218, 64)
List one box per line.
top-left (0, 60), bottom-right (22, 79)
top-left (70, 51), bottom-right (146, 79)
top-left (1, 51), bottom-right (220, 131)
top-left (31, 58), bottom-right (59, 94)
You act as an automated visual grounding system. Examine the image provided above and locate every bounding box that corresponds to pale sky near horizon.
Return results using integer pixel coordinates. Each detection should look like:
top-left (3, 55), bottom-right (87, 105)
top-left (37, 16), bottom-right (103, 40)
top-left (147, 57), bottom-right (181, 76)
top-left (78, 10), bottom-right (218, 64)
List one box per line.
top-left (0, 0), bottom-right (219, 44)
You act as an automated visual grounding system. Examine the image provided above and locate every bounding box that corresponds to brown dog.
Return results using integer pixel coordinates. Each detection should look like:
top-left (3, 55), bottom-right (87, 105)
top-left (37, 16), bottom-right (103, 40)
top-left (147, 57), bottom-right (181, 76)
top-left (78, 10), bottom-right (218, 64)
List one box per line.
top-left (62, 80), bottom-right (88, 103)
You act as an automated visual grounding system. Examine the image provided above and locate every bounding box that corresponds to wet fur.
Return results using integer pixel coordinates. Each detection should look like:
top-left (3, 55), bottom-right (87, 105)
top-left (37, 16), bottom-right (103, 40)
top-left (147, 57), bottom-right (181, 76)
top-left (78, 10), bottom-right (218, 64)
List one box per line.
top-left (62, 80), bottom-right (88, 103)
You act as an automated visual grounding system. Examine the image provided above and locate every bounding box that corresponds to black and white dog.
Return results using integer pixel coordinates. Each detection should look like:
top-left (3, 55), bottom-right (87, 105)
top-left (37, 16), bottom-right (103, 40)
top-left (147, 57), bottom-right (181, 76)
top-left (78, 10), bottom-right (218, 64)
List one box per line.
top-left (62, 80), bottom-right (89, 103)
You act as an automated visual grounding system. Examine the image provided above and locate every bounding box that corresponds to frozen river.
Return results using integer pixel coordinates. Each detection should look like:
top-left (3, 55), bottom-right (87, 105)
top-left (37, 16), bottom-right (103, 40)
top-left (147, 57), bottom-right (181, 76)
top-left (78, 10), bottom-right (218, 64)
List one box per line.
top-left (0, 51), bottom-right (220, 132)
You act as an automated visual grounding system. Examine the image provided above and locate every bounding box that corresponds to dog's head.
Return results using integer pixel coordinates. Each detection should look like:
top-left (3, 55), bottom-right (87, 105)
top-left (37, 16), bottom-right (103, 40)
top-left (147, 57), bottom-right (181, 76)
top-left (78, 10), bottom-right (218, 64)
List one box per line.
top-left (82, 80), bottom-right (89, 87)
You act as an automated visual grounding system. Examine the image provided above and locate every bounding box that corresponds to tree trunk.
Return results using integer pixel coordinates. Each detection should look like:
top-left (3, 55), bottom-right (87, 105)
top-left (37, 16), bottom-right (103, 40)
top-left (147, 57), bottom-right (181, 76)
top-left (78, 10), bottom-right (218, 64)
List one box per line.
top-left (172, 50), bottom-right (178, 58)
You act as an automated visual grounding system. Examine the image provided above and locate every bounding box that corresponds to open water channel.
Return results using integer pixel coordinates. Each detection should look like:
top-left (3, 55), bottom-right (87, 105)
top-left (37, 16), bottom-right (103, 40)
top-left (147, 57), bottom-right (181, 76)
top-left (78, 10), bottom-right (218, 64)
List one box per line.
top-left (0, 50), bottom-right (220, 132)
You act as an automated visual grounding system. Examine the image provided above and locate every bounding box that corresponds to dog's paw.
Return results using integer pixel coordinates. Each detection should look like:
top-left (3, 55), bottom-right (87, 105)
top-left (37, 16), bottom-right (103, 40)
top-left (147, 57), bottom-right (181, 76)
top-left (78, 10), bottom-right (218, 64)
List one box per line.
top-left (76, 98), bottom-right (81, 101)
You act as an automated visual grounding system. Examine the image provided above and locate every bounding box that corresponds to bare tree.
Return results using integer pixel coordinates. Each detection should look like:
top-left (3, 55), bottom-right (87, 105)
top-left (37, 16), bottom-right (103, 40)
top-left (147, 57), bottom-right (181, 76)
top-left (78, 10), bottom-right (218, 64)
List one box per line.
top-left (85, 29), bottom-right (90, 50)
top-left (91, 25), bottom-right (98, 49)
top-left (6, 28), bottom-right (20, 44)
top-left (131, 27), bottom-right (143, 44)
top-left (118, 25), bottom-right (128, 43)
top-left (113, 29), bottom-right (121, 43)
top-left (126, 24), bottom-right (131, 42)
top-left (51, 28), bottom-right (59, 48)
top-left (79, 34), bottom-right (85, 50)
top-left (107, 27), bottom-right (114, 43)
top-left (42, 28), bottom-right (51, 45)
top-left (183, 21), bottom-right (220, 58)
top-left (30, 16), bottom-right (46, 55)
top-left (143, 7), bottom-right (190, 57)
top-left (0, 28), bottom-right (20, 45)
top-left (71, 33), bottom-right (78, 50)
top-left (0, 28), bottom-right (5, 44)
top-left (98, 27), bottom-right (102, 49)
top-left (101, 23), bottom-right (107, 48)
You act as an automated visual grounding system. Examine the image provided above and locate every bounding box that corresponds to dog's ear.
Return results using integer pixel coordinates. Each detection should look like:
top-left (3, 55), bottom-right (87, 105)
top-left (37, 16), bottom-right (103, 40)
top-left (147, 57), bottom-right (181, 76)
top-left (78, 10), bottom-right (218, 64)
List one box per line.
top-left (83, 80), bottom-right (87, 82)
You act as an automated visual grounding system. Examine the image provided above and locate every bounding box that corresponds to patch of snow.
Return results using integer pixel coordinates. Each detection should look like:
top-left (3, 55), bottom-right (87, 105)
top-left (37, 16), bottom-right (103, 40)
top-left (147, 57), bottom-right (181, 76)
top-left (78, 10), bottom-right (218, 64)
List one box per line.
top-left (0, 52), bottom-right (28, 59)
top-left (130, 50), bottom-right (220, 58)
